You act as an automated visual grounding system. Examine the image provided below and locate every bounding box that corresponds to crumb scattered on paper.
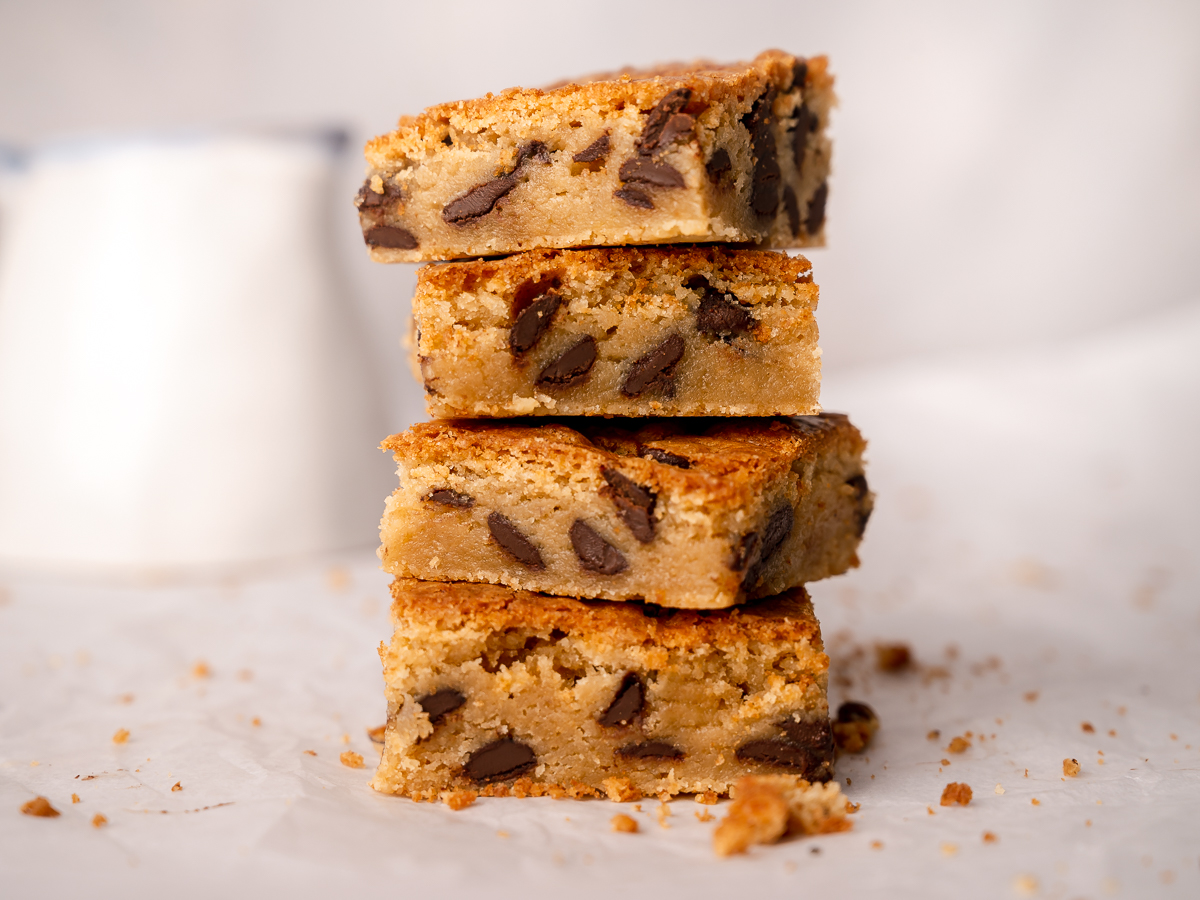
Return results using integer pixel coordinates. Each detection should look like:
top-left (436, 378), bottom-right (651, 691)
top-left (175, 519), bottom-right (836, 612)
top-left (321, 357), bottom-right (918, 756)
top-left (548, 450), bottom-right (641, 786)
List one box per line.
top-left (366, 725), bottom-right (386, 744)
top-left (983, 831), bottom-right (997, 843)
top-left (171, 782), bottom-right (182, 792)
top-left (71, 793), bottom-right (80, 804)
top-left (1081, 722), bottom-right (1095, 733)
top-left (875, 643), bottom-right (911, 671)
top-left (112, 728), bottom-right (130, 744)
top-left (339, 751), bottom-right (364, 769)
top-left (441, 790), bottom-right (476, 810)
top-left (1063, 758), bottom-right (1081, 777)
top-left (695, 809), bottom-right (715, 822)
top-left (20, 796), bottom-right (59, 818)
top-left (713, 776), bottom-right (852, 857)
top-left (611, 813), bottom-right (638, 833)
top-left (92, 813), bottom-right (108, 828)
top-left (940, 783), bottom-right (972, 806)
top-left (192, 660), bottom-right (211, 678)
top-left (947, 735), bottom-right (970, 753)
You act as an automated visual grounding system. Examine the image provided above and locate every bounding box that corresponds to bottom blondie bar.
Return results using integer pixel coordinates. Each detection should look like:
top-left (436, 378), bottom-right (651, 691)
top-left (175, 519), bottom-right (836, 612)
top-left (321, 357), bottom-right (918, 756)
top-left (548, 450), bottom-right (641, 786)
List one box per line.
top-left (372, 579), bottom-right (834, 800)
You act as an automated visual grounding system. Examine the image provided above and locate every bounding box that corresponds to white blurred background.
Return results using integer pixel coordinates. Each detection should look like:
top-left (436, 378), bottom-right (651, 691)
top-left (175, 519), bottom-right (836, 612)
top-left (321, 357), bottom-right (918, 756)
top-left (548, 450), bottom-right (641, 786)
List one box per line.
top-left (1, 0), bottom-right (1198, 561)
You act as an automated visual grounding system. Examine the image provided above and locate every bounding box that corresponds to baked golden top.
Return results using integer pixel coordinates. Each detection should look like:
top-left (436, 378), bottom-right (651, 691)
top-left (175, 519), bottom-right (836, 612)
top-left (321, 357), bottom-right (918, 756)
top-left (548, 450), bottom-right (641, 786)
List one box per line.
top-left (382, 415), bottom-right (863, 508)
top-left (417, 245), bottom-right (814, 301)
top-left (389, 578), bottom-right (822, 650)
top-left (365, 50), bottom-right (830, 168)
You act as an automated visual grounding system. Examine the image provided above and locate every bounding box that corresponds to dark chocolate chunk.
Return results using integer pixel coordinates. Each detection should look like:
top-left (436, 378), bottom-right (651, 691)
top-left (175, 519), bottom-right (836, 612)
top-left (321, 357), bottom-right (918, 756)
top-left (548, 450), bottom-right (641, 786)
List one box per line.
top-left (737, 502), bottom-right (794, 587)
top-left (741, 87), bottom-right (781, 220)
top-left (791, 413), bottom-right (839, 434)
top-left (355, 178), bottom-right (402, 209)
top-left (696, 287), bottom-right (754, 338)
top-left (620, 333), bottom-right (685, 398)
top-left (569, 520), bottom-right (628, 575)
top-left (792, 103), bottom-right (817, 173)
top-left (731, 531), bottom-right (761, 572)
top-left (424, 488), bottom-right (474, 509)
top-left (845, 474), bottom-right (869, 502)
top-left (536, 335), bottom-right (597, 387)
top-left (364, 225), bottom-right (419, 250)
top-left (641, 447), bottom-right (691, 469)
top-left (791, 58), bottom-right (809, 91)
top-left (848, 473), bottom-right (872, 538)
top-left (509, 292), bottom-right (562, 355)
top-left (573, 133), bottom-right (611, 163)
top-left (618, 157), bottom-right (685, 188)
top-left (836, 701), bottom-right (877, 724)
top-left (761, 503), bottom-right (794, 560)
top-left (442, 141), bottom-right (550, 225)
top-left (782, 185), bottom-right (800, 237)
top-left (638, 88), bottom-right (692, 153)
top-left (464, 738), bottom-right (537, 784)
top-left (705, 147), bottom-right (732, 183)
top-left (656, 113), bottom-right (696, 148)
top-left (602, 469), bottom-right (656, 543)
top-left (598, 673), bottom-right (644, 727)
top-left (614, 186), bottom-right (655, 209)
top-left (442, 134), bottom-right (454, 146)
top-left (805, 181), bottom-right (829, 235)
top-left (617, 740), bottom-right (684, 760)
top-left (417, 688), bottom-right (466, 723)
top-left (736, 717), bottom-right (834, 780)
top-left (486, 512), bottom-right (545, 569)
top-left (683, 274), bottom-right (709, 291)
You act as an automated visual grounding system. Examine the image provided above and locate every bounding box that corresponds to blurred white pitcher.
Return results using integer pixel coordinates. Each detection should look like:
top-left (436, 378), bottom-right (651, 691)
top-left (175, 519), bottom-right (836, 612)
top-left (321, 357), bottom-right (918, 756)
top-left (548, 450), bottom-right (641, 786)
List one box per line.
top-left (0, 132), bottom-right (387, 571)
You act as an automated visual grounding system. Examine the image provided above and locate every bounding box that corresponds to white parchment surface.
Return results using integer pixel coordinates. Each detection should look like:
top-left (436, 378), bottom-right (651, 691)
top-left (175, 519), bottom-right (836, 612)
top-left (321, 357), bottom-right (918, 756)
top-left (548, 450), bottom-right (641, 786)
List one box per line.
top-left (3, 302), bottom-right (1199, 899)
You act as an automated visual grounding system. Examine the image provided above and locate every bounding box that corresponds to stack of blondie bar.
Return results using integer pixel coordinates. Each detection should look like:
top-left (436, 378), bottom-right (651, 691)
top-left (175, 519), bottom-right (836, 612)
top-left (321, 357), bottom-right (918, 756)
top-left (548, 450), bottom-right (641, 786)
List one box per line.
top-left (355, 50), bottom-right (873, 804)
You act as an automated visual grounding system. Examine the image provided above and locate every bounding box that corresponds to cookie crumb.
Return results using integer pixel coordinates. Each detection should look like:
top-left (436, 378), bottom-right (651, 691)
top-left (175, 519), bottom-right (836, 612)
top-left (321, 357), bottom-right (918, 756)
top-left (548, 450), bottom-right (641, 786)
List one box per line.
top-left (171, 782), bottom-right (182, 792)
top-left (1031, 797), bottom-right (1040, 806)
top-left (940, 841), bottom-right (958, 857)
top-left (91, 813), bottom-right (107, 828)
top-left (191, 660), bottom-right (211, 678)
top-left (366, 725), bottom-right (386, 744)
top-left (602, 777), bottom-right (642, 803)
top-left (947, 736), bottom-right (971, 754)
top-left (20, 796), bottom-right (60, 817)
top-left (875, 643), bottom-right (911, 672)
top-left (941, 758), bottom-right (951, 766)
top-left (441, 790), bottom-right (477, 810)
top-left (1013, 874), bottom-right (1039, 896)
top-left (713, 776), bottom-right (852, 857)
top-left (870, 840), bottom-right (883, 850)
top-left (71, 793), bottom-right (81, 804)
top-left (656, 802), bottom-right (672, 828)
top-left (112, 728), bottom-right (130, 744)
top-left (303, 750), bottom-right (317, 756)
top-left (940, 782), bottom-right (972, 806)
top-left (695, 809), bottom-right (715, 822)
top-left (611, 813), bottom-right (638, 833)
top-left (833, 701), bottom-right (879, 753)
top-left (995, 784), bottom-right (1005, 794)
top-left (1023, 691), bottom-right (1039, 702)
top-left (927, 729), bottom-right (941, 741)
top-left (1081, 721), bottom-right (1095, 733)
top-left (251, 717), bottom-right (261, 727)
top-left (339, 751), bottom-right (365, 769)
top-left (696, 791), bottom-right (718, 805)
top-left (496, 830), bottom-right (509, 838)
top-left (982, 831), bottom-right (998, 843)
top-left (1063, 758), bottom-right (1081, 777)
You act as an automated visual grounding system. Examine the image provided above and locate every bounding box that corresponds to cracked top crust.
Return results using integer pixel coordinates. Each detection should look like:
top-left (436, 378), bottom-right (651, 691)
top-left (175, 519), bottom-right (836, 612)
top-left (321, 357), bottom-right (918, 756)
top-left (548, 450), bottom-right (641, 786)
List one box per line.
top-left (365, 50), bottom-right (829, 168)
top-left (388, 577), bottom-right (822, 650)
top-left (381, 414), bottom-right (863, 510)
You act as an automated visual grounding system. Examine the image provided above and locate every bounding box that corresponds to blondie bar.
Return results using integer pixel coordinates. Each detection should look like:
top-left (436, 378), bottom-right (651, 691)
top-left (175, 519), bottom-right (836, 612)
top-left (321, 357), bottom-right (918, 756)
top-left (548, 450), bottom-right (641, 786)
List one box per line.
top-left (379, 414), bottom-right (870, 609)
top-left (357, 50), bottom-right (833, 262)
top-left (413, 246), bottom-right (820, 418)
top-left (372, 579), bottom-right (835, 800)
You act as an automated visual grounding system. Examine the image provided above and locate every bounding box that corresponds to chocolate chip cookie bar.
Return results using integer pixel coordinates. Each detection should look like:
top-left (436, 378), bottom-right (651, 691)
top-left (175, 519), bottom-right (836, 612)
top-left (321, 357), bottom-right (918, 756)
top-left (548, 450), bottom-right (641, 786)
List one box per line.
top-left (372, 579), bottom-right (835, 800)
top-left (379, 414), bottom-right (870, 609)
top-left (413, 246), bottom-right (820, 418)
top-left (357, 50), bottom-right (833, 262)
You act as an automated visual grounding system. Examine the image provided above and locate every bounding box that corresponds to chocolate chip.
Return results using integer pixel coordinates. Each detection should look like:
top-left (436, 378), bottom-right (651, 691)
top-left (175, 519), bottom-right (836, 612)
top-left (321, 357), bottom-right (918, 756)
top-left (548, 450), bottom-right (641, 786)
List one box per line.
top-left (656, 113), bottom-right (696, 148)
top-left (510, 292), bottom-right (562, 355)
top-left (355, 178), bottom-right (401, 209)
top-left (417, 688), bottom-right (466, 723)
top-left (836, 701), bottom-right (877, 724)
top-left (602, 469), bottom-right (657, 543)
top-left (424, 488), bottom-right (474, 509)
top-left (618, 157), bottom-right (685, 188)
top-left (792, 103), bottom-right (817, 173)
top-left (620, 333), bottom-right (685, 398)
top-left (536, 335), bottom-right (597, 387)
top-left (442, 134), bottom-right (454, 146)
top-left (805, 181), bottom-right (828, 235)
top-left (847, 474), bottom-right (872, 538)
top-left (638, 88), bottom-right (692, 153)
top-left (705, 147), bottom-right (732, 183)
top-left (641, 447), bottom-right (691, 469)
top-left (442, 141), bottom-right (550, 225)
top-left (598, 673), bottom-right (644, 726)
top-left (741, 87), bottom-right (781, 220)
top-left (614, 186), bottom-right (654, 209)
top-left (791, 414), bottom-right (838, 434)
top-left (569, 520), bottom-right (628, 575)
top-left (845, 474), bottom-right (869, 502)
top-left (364, 225), bottom-right (419, 249)
top-left (736, 718), bottom-right (834, 780)
top-left (573, 133), bottom-right (610, 163)
top-left (617, 740), bottom-right (684, 760)
top-left (791, 58), bottom-right (809, 91)
top-left (782, 185), bottom-right (800, 237)
top-left (736, 503), bottom-right (794, 587)
top-left (486, 512), bottom-right (545, 569)
top-left (464, 738), bottom-right (537, 783)
top-left (696, 287), bottom-right (754, 338)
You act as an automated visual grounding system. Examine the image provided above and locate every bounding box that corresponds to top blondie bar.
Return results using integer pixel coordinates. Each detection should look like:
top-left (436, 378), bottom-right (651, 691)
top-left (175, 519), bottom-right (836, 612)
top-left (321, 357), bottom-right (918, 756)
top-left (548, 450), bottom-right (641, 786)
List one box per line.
top-left (357, 50), bottom-right (834, 262)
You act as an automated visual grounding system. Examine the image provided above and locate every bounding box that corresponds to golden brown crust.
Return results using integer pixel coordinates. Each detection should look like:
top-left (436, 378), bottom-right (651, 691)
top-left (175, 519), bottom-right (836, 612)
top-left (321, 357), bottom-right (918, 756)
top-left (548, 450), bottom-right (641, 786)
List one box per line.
top-left (366, 50), bottom-right (829, 166)
top-left (389, 578), bottom-right (823, 651)
top-left (381, 414), bottom-right (864, 510)
top-left (417, 245), bottom-right (814, 300)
